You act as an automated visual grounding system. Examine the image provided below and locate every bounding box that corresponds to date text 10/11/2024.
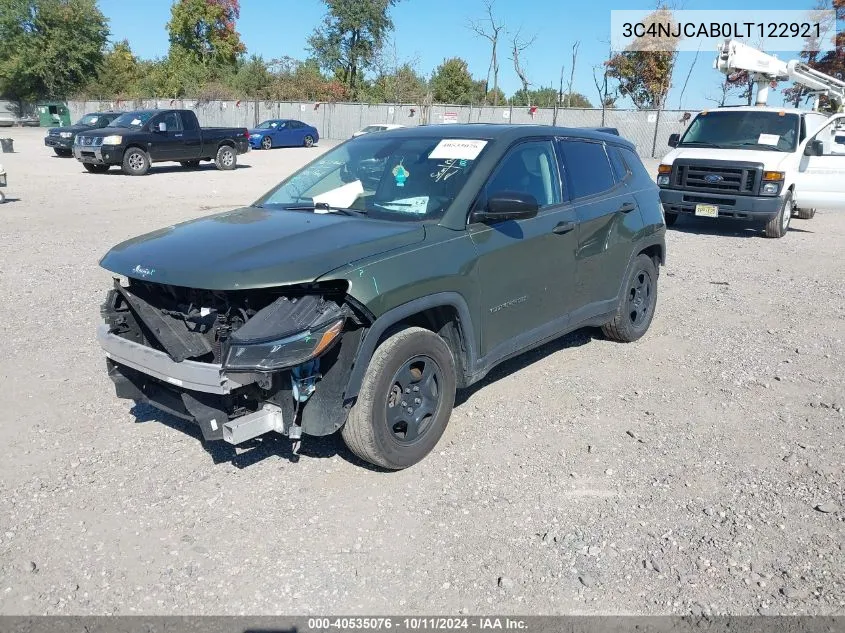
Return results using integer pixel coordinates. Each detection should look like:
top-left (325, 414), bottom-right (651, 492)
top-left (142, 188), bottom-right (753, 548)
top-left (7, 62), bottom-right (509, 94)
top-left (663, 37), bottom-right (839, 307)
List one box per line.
top-left (305, 617), bottom-right (528, 631)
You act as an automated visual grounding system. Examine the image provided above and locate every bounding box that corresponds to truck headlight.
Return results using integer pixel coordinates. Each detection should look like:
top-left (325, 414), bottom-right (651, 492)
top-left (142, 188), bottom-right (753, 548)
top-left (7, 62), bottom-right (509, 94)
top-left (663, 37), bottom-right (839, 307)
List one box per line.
top-left (657, 164), bottom-right (672, 186)
top-left (223, 318), bottom-right (344, 371)
top-left (761, 171), bottom-right (784, 196)
top-left (657, 175), bottom-right (670, 186)
top-left (101, 135), bottom-right (122, 145)
top-left (60, 132), bottom-right (73, 139)
top-left (761, 183), bottom-right (780, 195)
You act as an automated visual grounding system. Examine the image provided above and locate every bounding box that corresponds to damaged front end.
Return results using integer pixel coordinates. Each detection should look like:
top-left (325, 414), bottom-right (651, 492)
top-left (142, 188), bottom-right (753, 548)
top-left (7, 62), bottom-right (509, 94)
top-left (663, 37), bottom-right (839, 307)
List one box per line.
top-left (97, 278), bottom-right (367, 450)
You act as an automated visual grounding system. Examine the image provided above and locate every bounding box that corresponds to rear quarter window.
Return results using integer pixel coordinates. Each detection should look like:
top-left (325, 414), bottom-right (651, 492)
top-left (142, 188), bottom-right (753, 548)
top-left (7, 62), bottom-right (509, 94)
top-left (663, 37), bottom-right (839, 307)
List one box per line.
top-left (618, 146), bottom-right (654, 186)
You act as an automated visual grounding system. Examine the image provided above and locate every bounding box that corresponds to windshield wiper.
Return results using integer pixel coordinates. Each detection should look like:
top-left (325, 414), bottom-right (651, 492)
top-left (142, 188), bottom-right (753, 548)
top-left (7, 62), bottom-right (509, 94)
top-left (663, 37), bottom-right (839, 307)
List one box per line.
top-left (279, 202), bottom-right (367, 216)
top-left (737, 142), bottom-right (787, 152)
top-left (677, 141), bottom-right (725, 148)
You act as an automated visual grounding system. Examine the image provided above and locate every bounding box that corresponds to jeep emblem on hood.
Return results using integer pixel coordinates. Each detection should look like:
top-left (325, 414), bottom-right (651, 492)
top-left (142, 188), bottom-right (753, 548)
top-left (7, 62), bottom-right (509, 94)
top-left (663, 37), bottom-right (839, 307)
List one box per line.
top-left (132, 265), bottom-right (155, 277)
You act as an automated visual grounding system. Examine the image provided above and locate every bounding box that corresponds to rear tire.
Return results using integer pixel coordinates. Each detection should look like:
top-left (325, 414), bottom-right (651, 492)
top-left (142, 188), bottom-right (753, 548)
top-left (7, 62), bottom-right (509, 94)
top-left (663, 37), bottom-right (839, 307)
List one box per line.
top-left (341, 327), bottom-right (456, 470)
top-left (83, 163), bottom-right (110, 173)
top-left (215, 144), bottom-right (237, 170)
top-left (796, 207), bottom-right (816, 220)
top-left (602, 253), bottom-right (659, 343)
top-left (763, 190), bottom-right (793, 238)
top-left (303, 135), bottom-right (314, 148)
top-left (121, 147), bottom-right (150, 176)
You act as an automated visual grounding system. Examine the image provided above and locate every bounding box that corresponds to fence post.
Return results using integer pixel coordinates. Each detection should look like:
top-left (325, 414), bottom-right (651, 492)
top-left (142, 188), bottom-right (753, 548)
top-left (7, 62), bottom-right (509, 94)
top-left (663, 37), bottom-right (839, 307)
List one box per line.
top-left (650, 109), bottom-right (662, 159)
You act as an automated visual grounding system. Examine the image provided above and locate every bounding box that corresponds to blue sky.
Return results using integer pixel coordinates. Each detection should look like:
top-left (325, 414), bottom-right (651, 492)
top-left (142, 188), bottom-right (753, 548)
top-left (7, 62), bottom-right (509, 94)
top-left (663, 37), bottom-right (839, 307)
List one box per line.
top-left (98, 0), bottom-right (826, 110)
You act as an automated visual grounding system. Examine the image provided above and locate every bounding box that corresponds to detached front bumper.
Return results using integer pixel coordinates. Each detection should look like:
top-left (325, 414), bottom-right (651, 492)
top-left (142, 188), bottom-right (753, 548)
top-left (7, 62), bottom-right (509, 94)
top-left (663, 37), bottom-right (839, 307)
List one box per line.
top-left (660, 188), bottom-right (783, 220)
top-left (73, 145), bottom-right (122, 165)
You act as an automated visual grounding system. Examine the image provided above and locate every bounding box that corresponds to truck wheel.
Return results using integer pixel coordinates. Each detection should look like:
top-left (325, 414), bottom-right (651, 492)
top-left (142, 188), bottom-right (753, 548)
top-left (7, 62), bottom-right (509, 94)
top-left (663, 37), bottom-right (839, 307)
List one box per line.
top-left (303, 135), bottom-right (314, 148)
top-left (341, 326), bottom-right (457, 470)
top-left (122, 148), bottom-right (150, 176)
top-left (664, 211), bottom-right (678, 227)
top-left (796, 207), bottom-right (816, 220)
top-left (83, 163), bottom-right (110, 173)
top-left (53, 148), bottom-right (72, 157)
top-left (602, 253), bottom-right (658, 343)
top-left (763, 190), bottom-right (792, 238)
top-left (261, 136), bottom-right (272, 150)
top-left (215, 145), bottom-right (237, 170)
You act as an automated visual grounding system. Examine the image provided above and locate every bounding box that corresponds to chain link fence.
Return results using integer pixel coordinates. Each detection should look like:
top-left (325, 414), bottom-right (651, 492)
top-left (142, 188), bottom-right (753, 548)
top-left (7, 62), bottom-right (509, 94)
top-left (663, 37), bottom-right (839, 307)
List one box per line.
top-left (62, 99), bottom-right (695, 159)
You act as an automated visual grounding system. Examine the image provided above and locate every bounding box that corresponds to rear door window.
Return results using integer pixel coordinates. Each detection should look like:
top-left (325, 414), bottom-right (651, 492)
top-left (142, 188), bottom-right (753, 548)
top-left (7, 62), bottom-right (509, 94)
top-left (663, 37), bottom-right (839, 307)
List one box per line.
top-left (557, 139), bottom-right (615, 199)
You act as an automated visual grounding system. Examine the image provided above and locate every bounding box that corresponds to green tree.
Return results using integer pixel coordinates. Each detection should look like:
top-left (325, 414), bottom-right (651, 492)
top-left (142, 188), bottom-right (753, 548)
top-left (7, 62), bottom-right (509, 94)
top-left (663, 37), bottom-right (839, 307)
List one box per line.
top-left (430, 57), bottom-right (475, 104)
top-left (226, 54), bottom-right (273, 98)
top-left (166, 0), bottom-right (246, 69)
top-left (0, 0), bottom-right (109, 100)
top-left (368, 63), bottom-right (427, 103)
top-left (82, 40), bottom-right (141, 99)
top-left (605, 6), bottom-right (678, 109)
top-left (561, 91), bottom-right (592, 108)
top-left (308, 0), bottom-right (401, 95)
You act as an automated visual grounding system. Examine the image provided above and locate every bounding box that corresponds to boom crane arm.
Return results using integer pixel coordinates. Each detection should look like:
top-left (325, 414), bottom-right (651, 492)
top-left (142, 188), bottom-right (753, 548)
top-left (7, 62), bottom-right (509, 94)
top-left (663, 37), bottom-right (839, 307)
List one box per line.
top-left (714, 39), bottom-right (845, 112)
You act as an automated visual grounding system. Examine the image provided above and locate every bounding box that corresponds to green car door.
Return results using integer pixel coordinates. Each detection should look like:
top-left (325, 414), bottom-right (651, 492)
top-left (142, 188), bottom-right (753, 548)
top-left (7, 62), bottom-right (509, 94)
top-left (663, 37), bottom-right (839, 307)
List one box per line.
top-left (468, 138), bottom-right (580, 360)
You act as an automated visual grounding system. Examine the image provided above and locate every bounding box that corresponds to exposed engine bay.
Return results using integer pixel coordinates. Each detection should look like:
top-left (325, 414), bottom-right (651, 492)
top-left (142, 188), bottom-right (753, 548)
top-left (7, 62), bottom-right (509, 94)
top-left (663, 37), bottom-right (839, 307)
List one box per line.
top-left (99, 277), bottom-right (367, 450)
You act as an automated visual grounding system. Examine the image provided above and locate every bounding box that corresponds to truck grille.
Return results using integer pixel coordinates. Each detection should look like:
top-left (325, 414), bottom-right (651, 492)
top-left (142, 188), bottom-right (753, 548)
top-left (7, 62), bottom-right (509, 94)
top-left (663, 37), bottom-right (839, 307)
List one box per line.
top-left (672, 160), bottom-right (761, 195)
top-left (76, 135), bottom-right (102, 147)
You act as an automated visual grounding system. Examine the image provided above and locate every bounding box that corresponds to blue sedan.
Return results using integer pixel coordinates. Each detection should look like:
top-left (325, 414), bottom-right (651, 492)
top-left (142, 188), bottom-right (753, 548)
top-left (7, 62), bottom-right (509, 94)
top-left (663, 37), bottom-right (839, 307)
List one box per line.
top-left (248, 119), bottom-right (320, 150)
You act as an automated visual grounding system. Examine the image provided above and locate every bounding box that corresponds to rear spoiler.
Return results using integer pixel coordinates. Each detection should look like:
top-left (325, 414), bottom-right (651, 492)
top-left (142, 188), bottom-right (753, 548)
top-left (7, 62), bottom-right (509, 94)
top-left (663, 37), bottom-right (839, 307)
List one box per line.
top-left (588, 127), bottom-right (619, 136)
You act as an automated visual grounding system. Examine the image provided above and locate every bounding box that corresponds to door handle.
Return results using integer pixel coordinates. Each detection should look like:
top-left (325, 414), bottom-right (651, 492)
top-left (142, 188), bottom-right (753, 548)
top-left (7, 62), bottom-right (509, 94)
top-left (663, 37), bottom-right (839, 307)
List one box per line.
top-left (618, 201), bottom-right (637, 213)
top-left (552, 221), bottom-right (576, 235)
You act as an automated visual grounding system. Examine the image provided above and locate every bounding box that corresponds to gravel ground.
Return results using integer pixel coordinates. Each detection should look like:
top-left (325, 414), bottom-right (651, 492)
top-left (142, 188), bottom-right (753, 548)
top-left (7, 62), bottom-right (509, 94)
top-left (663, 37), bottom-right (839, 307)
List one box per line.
top-left (0, 127), bottom-right (843, 616)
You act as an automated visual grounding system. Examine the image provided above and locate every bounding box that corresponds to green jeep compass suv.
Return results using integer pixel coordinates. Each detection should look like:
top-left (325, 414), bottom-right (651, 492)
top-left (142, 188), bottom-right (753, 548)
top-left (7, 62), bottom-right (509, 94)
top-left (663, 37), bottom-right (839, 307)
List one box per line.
top-left (96, 124), bottom-right (666, 470)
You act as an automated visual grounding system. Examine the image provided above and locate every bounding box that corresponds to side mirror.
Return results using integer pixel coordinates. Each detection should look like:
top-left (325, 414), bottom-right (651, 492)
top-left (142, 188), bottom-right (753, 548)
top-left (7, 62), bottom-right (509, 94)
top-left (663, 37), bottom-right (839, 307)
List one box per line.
top-left (804, 139), bottom-right (824, 156)
top-left (668, 133), bottom-right (680, 148)
top-left (474, 191), bottom-right (539, 223)
top-left (157, 122), bottom-right (167, 133)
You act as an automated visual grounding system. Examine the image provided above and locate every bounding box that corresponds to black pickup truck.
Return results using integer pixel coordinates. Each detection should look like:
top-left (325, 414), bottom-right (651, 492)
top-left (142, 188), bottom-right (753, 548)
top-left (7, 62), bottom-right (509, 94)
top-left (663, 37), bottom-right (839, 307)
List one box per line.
top-left (72, 109), bottom-right (251, 175)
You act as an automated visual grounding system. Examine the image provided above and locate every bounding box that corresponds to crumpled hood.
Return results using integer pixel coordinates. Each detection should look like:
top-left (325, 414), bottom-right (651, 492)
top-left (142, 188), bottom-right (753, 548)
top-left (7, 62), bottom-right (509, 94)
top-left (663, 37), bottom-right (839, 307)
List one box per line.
top-left (99, 206), bottom-right (426, 290)
top-left (661, 147), bottom-right (791, 170)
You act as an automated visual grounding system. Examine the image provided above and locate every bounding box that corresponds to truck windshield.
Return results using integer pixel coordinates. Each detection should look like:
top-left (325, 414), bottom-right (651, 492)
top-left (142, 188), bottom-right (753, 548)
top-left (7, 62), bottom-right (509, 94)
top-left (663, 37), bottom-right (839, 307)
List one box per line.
top-left (108, 112), bottom-right (155, 129)
top-left (679, 111), bottom-right (800, 152)
top-left (253, 135), bottom-right (490, 222)
top-left (77, 114), bottom-right (101, 126)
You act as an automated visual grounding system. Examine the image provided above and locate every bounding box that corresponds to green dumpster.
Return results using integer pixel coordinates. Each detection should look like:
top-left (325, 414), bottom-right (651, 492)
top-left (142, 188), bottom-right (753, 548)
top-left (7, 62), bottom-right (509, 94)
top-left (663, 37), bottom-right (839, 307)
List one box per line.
top-left (36, 101), bottom-right (71, 127)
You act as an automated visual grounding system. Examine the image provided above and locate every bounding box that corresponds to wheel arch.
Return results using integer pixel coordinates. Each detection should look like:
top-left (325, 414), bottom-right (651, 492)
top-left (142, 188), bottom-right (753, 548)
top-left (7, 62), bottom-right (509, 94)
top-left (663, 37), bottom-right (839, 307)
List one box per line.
top-left (343, 292), bottom-right (477, 401)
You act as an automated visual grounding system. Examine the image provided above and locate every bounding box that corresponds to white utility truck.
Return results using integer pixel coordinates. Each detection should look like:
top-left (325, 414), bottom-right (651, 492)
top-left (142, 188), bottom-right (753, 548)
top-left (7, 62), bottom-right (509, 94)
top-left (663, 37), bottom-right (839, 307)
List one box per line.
top-left (657, 39), bottom-right (845, 238)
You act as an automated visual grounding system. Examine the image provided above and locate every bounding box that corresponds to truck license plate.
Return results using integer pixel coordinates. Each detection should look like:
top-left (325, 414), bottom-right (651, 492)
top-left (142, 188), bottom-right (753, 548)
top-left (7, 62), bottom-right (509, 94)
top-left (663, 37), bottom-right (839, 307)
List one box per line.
top-left (695, 204), bottom-right (718, 218)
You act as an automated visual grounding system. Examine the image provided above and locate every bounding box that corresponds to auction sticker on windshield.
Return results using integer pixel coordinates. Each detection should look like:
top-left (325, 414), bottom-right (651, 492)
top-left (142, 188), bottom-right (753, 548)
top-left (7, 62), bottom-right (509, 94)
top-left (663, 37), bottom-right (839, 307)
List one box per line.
top-left (758, 133), bottom-right (780, 146)
top-left (429, 139), bottom-right (488, 161)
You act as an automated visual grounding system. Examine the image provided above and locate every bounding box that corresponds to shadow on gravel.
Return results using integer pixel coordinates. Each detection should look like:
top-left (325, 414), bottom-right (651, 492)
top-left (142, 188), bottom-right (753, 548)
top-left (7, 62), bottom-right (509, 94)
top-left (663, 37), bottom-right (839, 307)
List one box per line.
top-left (454, 327), bottom-right (595, 408)
top-left (84, 163), bottom-right (253, 176)
top-left (669, 217), bottom-right (814, 238)
top-left (128, 327), bottom-right (598, 473)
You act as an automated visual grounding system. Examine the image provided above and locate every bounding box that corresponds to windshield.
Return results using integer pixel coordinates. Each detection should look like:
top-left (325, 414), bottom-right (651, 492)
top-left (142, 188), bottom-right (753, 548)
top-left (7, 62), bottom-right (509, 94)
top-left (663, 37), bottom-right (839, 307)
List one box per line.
top-left (253, 135), bottom-right (490, 222)
top-left (108, 112), bottom-right (155, 129)
top-left (256, 120), bottom-right (284, 129)
top-left (679, 111), bottom-right (800, 152)
top-left (77, 114), bottom-right (101, 126)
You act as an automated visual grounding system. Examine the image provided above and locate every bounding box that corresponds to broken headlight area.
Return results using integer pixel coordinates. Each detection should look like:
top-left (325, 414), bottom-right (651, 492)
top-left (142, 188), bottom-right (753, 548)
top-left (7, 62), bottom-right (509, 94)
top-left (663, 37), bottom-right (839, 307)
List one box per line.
top-left (99, 278), bottom-right (367, 447)
top-left (223, 294), bottom-right (345, 371)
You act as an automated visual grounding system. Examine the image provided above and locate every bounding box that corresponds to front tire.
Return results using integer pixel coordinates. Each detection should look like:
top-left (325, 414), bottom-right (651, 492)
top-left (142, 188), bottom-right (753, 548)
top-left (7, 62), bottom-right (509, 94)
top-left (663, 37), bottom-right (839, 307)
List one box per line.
top-left (796, 207), bottom-right (816, 220)
top-left (121, 147), bottom-right (150, 176)
top-left (303, 135), bottom-right (314, 148)
top-left (341, 327), bottom-right (457, 470)
top-left (602, 253), bottom-right (659, 343)
top-left (261, 136), bottom-right (272, 150)
top-left (83, 163), bottom-right (110, 173)
top-left (763, 190), bottom-right (793, 238)
top-left (215, 145), bottom-right (237, 170)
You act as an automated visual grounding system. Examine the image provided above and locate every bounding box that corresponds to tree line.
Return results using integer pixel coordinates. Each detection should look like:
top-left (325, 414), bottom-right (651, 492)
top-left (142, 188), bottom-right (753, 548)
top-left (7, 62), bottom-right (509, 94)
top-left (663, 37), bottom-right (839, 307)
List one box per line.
top-left (0, 0), bottom-right (839, 111)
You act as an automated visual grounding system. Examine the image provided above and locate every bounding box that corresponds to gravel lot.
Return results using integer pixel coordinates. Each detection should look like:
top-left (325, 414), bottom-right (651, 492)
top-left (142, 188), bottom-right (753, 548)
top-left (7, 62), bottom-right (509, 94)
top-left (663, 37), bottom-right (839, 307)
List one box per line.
top-left (0, 127), bottom-right (843, 617)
